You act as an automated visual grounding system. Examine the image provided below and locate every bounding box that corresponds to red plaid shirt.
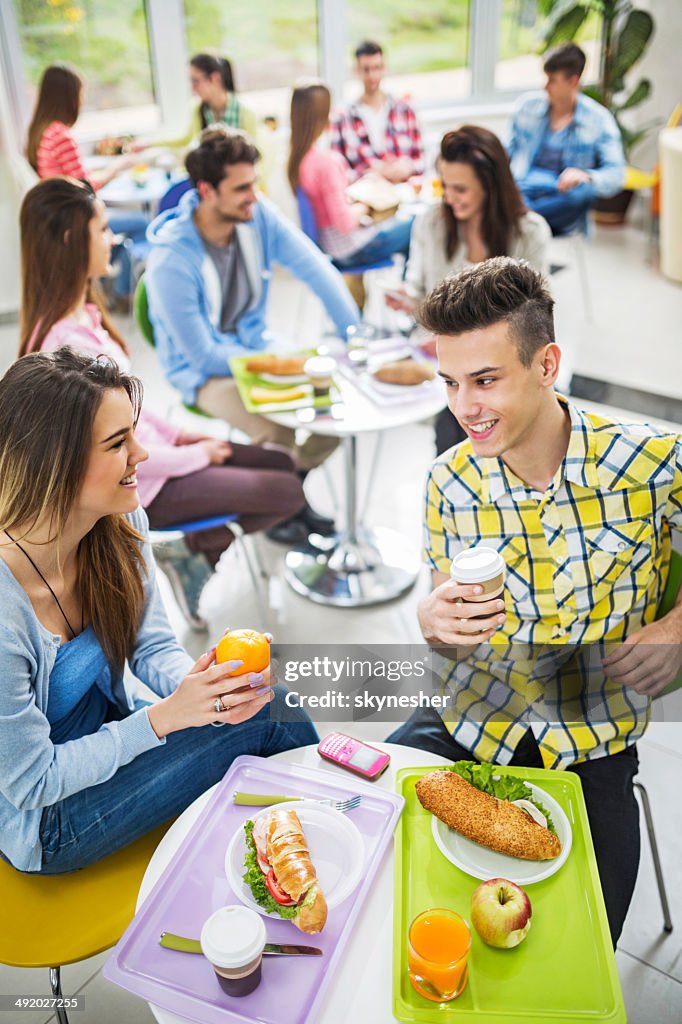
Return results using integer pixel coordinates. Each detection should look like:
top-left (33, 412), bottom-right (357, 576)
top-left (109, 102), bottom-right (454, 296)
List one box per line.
top-left (330, 95), bottom-right (424, 179)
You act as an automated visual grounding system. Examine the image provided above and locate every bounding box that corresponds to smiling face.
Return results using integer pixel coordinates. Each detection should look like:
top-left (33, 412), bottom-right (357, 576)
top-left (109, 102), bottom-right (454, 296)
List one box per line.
top-left (200, 162), bottom-right (259, 223)
top-left (75, 388), bottom-right (148, 522)
top-left (437, 321), bottom-right (559, 460)
top-left (87, 199), bottom-right (114, 279)
top-left (440, 159), bottom-right (486, 223)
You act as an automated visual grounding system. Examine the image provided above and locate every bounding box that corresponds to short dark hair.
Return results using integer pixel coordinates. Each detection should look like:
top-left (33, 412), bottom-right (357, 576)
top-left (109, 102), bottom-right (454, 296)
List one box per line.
top-left (355, 40), bottom-right (383, 60)
top-left (418, 257), bottom-right (555, 367)
top-left (185, 125), bottom-right (260, 188)
top-left (543, 43), bottom-right (586, 79)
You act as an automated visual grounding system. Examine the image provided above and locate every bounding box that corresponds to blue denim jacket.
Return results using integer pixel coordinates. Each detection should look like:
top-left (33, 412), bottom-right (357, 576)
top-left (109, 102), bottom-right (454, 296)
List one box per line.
top-left (507, 91), bottom-right (625, 198)
top-left (0, 508), bottom-right (193, 871)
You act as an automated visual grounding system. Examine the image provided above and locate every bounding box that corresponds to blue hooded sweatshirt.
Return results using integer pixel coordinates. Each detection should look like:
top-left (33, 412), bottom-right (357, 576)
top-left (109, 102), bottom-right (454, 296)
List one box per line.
top-left (144, 189), bottom-right (360, 405)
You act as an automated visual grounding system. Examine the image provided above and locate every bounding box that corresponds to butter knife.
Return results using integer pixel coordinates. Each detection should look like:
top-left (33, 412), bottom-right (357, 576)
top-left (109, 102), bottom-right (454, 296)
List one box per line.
top-left (160, 932), bottom-right (322, 956)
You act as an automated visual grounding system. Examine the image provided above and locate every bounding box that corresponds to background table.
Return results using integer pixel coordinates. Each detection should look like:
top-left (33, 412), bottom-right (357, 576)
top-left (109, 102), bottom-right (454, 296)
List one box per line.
top-left (136, 742), bottom-right (449, 1024)
top-left (264, 354), bottom-right (446, 607)
top-left (99, 167), bottom-right (184, 214)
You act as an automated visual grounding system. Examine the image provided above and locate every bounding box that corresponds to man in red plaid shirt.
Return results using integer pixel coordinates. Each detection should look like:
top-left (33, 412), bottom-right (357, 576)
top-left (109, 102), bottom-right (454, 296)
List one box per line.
top-left (330, 40), bottom-right (424, 183)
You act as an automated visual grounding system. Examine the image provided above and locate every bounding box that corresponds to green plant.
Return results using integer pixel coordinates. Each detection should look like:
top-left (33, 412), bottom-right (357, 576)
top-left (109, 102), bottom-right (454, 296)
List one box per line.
top-left (541, 0), bottom-right (656, 159)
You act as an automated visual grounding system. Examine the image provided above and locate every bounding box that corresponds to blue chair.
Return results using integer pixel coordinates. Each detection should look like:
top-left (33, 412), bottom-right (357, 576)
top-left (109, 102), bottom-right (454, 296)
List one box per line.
top-left (157, 177), bottom-right (193, 214)
top-left (295, 187), bottom-right (393, 310)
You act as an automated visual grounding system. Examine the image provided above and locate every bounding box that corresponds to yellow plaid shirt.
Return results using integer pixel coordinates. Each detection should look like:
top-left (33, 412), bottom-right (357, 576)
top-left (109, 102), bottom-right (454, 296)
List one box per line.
top-left (424, 397), bottom-right (682, 768)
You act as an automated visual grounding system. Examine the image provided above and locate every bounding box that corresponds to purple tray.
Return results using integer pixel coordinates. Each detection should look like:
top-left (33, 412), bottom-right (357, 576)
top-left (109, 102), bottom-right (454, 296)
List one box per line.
top-left (103, 755), bottom-right (404, 1024)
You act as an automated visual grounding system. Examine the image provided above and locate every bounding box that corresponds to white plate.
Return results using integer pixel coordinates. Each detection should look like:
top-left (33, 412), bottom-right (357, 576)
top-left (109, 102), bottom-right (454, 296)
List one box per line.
top-left (225, 801), bottom-right (365, 917)
top-left (258, 372), bottom-right (309, 385)
top-left (431, 782), bottom-right (572, 885)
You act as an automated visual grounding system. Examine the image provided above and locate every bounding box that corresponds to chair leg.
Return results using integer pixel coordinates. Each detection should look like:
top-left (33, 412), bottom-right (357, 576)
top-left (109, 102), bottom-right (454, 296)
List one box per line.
top-left (343, 272), bottom-right (366, 310)
top-left (49, 966), bottom-right (70, 1024)
top-left (634, 781), bottom-right (674, 933)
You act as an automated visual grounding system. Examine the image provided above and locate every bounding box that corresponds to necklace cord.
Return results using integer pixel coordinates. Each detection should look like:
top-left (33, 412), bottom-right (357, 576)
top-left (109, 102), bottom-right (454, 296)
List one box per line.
top-left (4, 529), bottom-right (83, 640)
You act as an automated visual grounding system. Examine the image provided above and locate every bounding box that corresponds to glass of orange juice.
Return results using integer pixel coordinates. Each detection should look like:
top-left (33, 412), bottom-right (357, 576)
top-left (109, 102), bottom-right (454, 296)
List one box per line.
top-left (408, 908), bottom-right (471, 1002)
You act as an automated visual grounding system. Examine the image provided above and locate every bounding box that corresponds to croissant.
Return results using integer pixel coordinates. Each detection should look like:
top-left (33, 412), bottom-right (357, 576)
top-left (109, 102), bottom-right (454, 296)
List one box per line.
top-left (266, 809), bottom-right (328, 933)
top-left (415, 771), bottom-right (562, 861)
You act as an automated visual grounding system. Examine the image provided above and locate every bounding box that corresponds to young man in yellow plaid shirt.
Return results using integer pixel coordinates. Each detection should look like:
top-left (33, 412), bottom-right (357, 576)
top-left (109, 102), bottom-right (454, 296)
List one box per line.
top-left (388, 258), bottom-right (682, 945)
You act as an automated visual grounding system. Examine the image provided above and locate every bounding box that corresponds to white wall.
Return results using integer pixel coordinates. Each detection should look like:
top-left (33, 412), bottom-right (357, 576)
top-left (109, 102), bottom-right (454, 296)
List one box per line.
top-left (626, 0), bottom-right (682, 168)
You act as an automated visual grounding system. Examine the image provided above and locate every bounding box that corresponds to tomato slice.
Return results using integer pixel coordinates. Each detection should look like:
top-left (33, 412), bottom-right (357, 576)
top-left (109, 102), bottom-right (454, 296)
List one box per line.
top-left (265, 870), bottom-right (295, 906)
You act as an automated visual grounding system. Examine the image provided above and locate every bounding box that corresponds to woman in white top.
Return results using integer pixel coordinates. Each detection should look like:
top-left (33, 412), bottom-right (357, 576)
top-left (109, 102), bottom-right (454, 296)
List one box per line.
top-left (387, 126), bottom-right (550, 453)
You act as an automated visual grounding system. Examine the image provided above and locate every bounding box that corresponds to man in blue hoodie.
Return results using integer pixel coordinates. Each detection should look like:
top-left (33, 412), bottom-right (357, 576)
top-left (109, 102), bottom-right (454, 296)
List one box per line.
top-left (145, 125), bottom-right (361, 540)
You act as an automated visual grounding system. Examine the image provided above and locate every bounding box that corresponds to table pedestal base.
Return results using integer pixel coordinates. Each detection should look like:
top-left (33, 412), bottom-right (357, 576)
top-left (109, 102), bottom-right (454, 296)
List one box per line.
top-left (284, 526), bottom-right (419, 607)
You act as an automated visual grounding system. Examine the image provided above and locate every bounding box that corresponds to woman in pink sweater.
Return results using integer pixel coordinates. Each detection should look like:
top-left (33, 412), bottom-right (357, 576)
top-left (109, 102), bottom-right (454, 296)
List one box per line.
top-left (287, 81), bottom-right (412, 269)
top-left (19, 178), bottom-right (304, 628)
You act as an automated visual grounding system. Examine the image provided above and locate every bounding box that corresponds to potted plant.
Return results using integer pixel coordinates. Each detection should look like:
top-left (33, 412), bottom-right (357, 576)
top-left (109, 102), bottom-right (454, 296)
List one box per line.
top-left (541, 0), bottom-right (656, 222)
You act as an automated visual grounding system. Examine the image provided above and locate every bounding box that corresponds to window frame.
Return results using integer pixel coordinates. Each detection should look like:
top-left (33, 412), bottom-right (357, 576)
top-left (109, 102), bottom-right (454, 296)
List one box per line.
top-left (1, 0), bottom-right (539, 159)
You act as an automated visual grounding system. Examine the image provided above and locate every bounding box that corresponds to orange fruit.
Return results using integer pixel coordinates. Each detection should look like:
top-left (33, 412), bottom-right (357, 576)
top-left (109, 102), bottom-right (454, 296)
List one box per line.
top-left (215, 628), bottom-right (270, 675)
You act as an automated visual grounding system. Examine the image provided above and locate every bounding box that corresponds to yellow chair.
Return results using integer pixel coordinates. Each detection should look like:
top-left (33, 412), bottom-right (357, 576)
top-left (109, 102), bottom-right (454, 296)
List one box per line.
top-left (0, 821), bottom-right (172, 1024)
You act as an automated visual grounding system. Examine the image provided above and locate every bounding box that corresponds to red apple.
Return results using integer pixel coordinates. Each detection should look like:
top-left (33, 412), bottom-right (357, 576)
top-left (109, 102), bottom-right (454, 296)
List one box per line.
top-left (470, 878), bottom-right (532, 949)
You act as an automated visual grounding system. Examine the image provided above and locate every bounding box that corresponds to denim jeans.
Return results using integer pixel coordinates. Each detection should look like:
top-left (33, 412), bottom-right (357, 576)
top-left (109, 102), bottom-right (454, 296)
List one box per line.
top-left (106, 208), bottom-right (150, 296)
top-left (333, 214), bottom-right (414, 270)
top-left (516, 167), bottom-right (596, 236)
top-left (37, 686), bottom-right (318, 873)
top-left (387, 708), bottom-right (640, 948)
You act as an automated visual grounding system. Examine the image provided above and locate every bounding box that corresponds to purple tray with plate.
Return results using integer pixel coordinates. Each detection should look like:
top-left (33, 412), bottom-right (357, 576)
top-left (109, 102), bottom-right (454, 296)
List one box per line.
top-left (103, 755), bottom-right (404, 1024)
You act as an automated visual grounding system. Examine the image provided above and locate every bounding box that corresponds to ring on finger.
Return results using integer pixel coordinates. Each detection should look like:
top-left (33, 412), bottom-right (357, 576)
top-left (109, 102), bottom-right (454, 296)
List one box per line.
top-left (213, 695), bottom-right (227, 714)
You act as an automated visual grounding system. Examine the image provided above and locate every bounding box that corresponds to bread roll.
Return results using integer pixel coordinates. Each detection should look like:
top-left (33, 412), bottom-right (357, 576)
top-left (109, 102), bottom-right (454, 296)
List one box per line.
top-left (246, 355), bottom-right (308, 375)
top-left (415, 771), bottom-right (562, 861)
top-left (373, 359), bottom-right (435, 386)
top-left (266, 809), bottom-right (328, 934)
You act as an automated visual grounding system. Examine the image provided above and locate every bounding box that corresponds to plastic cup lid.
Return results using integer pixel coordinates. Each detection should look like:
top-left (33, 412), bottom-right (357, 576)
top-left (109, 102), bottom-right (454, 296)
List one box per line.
top-left (200, 905), bottom-right (266, 969)
top-left (450, 546), bottom-right (505, 583)
top-left (304, 355), bottom-right (337, 378)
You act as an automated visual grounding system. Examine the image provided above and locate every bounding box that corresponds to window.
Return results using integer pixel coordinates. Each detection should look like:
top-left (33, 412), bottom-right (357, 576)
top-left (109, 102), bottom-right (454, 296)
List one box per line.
top-left (14, 0), bottom-right (156, 134)
top-left (494, 0), bottom-right (601, 94)
top-left (343, 0), bottom-right (471, 106)
top-left (183, 0), bottom-right (319, 121)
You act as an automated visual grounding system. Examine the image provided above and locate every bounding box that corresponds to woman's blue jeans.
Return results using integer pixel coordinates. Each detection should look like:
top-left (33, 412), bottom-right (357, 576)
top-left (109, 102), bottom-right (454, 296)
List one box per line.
top-left (36, 686), bottom-right (318, 874)
top-left (333, 214), bottom-right (414, 270)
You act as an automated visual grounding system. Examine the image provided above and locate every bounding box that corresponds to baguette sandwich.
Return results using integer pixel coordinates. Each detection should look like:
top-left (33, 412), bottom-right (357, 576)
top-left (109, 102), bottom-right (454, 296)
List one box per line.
top-left (242, 808), bottom-right (328, 933)
top-left (416, 762), bottom-right (562, 861)
top-left (245, 354), bottom-right (308, 376)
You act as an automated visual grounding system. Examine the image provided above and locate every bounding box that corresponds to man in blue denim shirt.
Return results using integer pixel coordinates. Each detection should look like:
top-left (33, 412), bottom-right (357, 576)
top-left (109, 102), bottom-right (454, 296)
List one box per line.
top-left (507, 43), bottom-right (625, 235)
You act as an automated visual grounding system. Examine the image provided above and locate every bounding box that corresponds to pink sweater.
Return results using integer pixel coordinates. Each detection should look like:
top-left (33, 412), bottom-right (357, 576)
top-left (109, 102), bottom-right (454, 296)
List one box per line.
top-left (38, 306), bottom-right (210, 506)
top-left (298, 145), bottom-right (374, 259)
top-left (36, 121), bottom-right (99, 190)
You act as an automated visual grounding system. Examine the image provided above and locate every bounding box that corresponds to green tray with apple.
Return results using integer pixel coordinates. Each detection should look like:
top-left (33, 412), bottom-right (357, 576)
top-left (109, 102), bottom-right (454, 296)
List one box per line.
top-left (393, 764), bottom-right (626, 1024)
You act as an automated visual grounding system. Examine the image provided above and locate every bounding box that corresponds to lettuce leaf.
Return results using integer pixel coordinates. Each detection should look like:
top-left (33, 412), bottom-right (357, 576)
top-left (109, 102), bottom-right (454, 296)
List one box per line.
top-left (447, 761), bottom-right (557, 835)
top-left (242, 820), bottom-right (299, 920)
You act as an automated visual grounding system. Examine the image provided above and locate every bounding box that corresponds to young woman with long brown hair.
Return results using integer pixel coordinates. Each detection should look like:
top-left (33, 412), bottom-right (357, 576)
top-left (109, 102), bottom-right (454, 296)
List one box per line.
top-left (26, 62), bottom-right (148, 301)
top-left (19, 177), bottom-right (305, 627)
top-left (0, 349), bottom-right (317, 874)
top-left (387, 125), bottom-right (551, 452)
top-left (287, 80), bottom-right (412, 269)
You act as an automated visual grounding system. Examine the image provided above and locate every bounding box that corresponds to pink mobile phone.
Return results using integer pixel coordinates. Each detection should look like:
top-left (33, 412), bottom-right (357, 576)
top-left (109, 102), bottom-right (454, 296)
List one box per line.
top-left (318, 732), bottom-right (391, 781)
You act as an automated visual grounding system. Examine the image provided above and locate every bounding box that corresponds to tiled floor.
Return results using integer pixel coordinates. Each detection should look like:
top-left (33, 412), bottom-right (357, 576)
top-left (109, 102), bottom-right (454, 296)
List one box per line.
top-left (1, 214), bottom-right (681, 1023)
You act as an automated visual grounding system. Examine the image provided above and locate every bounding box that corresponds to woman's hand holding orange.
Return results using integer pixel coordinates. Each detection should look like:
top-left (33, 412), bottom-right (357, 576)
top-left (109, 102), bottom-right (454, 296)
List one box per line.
top-left (146, 648), bottom-right (272, 739)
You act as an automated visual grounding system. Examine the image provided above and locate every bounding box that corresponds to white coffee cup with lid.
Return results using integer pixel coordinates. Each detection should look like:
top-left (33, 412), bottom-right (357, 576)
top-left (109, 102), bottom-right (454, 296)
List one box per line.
top-left (200, 905), bottom-right (266, 997)
top-left (450, 546), bottom-right (506, 615)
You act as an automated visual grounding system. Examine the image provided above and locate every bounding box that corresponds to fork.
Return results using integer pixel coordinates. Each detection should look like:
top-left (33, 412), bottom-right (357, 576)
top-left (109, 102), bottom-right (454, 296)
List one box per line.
top-left (233, 792), bottom-right (362, 813)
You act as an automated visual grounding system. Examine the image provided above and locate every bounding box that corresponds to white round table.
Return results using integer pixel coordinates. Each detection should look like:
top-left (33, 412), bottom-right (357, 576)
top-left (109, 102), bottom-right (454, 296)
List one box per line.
top-left (137, 742), bottom-right (450, 1024)
top-left (265, 357), bottom-right (446, 607)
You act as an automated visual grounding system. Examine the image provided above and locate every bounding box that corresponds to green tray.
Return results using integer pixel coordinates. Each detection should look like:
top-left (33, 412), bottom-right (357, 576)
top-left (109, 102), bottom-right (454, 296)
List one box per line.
top-left (229, 350), bottom-right (339, 413)
top-left (393, 765), bottom-right (626, 1024)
